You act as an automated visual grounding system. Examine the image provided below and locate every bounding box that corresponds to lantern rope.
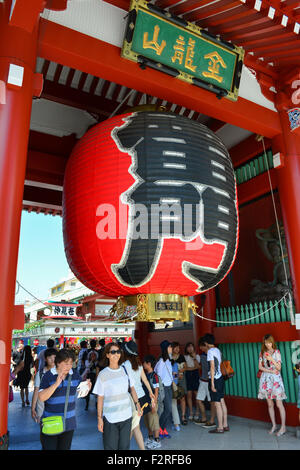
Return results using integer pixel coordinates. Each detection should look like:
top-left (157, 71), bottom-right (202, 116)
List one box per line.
top-left (108, 89), bottom-right (135, 119)
top-left (15, 281), bottom-right (49, 308)
top-left (193, 136), bottom-right (294, 325)
top-left (261, 137), bottom-right (295, 324)
top-left (193, 291), bottom-right (290, 324)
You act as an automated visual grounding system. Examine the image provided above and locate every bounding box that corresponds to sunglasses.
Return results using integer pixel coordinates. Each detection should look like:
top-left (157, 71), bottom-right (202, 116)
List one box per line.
top-left (109, 349), bottom-right (121, 355)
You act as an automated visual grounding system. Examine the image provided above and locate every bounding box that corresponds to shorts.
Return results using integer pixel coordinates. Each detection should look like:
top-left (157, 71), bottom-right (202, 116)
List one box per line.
top-left (196, 380), bottom-right (211, 402)
top-left (144, 404), bottom-right (160, 432)
top-left (208, 376), bottom-right (225, 403)
top-left (185, 370), bottom-right (200, 392)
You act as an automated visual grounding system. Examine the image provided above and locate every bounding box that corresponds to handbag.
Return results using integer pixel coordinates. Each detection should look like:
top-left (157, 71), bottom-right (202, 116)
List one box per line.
top-left (220, 360), bottom-right (235, 380)
top-left (171, 382), bottom-right (185, 400)
top-left (41, 374), bottom-right (72, 436)
top-left (166, 361), bottom-right (185, 400)
top-left (122, 365), bottom-right (141, 431)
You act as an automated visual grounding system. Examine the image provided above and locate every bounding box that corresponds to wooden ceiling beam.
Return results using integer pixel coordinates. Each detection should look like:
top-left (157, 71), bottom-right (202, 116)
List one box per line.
top-left (212, 11), bottom-right (271, 35)
top-left (41, 79), bottom-right (131, 119)
top-left (169, 0), bottom-right (218, 16)
top-left (183, 0), bottom-right (241, 22)
top-left (223, 20), bottom-right (284, 41)
top-left (37, 18), bottom-right (281, 137)
top-left (201, 6), bottom-right (256, 29)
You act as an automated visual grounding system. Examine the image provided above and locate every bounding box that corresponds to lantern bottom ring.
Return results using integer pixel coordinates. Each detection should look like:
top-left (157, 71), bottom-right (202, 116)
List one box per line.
top-left (109, 293), bottom-right (197, 323)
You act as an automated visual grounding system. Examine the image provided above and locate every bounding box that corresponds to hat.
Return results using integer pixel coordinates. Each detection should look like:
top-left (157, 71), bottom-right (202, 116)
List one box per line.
top-left (124, 340), bottom-right (138, 356)
top-left (160, 340), bottom-right (171, 352)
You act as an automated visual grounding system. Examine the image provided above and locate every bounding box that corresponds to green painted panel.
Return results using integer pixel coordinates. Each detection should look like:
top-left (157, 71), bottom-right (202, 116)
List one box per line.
top-left (218, 342), bottom-right (297, 404)
top-left (268, 301), bottom-right (275, 323)
top-left (249, 304), bottom-right (255, 325)
top-left (263, 301), bottom-right (270, 323)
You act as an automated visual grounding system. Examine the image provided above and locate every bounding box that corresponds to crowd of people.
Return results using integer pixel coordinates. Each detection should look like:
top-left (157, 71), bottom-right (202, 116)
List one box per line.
top-left (9, 333), bottom-right (298, 450)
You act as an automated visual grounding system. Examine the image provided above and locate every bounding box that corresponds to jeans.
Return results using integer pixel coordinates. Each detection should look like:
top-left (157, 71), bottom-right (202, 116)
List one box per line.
top-left (159, 385), bottom-right (172, 430)
top-left (40, 430), bottom-right (74, 450)
top-left (103, 416), bottom-right (132, 450)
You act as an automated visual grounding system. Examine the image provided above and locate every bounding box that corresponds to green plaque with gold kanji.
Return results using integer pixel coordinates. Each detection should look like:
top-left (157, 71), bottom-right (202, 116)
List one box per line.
top-left (122, 0), bottom-right (244, 101)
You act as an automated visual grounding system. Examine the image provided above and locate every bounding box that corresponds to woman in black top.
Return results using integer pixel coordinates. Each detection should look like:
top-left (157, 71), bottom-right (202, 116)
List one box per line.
top-left (15, 345), bottom-right (33, 406)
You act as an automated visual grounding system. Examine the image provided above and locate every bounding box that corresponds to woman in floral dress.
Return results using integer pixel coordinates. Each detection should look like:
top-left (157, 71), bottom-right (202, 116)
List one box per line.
top-left (258, 334), bottom-right (286, 436)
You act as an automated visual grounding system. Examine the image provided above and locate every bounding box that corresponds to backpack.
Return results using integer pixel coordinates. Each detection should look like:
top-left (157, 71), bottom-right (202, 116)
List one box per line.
top-left (148, 371), bottom-right (165, 404)
top-left (213, 355), bottom-right (234, 380)
top-left (220, 360), bottom-right (234, 380)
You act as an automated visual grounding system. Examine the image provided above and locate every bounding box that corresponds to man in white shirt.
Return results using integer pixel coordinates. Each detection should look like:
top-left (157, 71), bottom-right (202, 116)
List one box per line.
top-left (202, 334), bottom-right (228, 434)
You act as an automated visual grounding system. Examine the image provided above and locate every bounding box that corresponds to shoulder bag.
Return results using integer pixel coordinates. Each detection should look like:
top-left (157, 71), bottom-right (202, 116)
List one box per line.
top-left (166, 361), bottom-right (185, 400)
top-left (122, 365), bottom-right (141, 431)
top-left (41, 374), bottom-right (72, 435)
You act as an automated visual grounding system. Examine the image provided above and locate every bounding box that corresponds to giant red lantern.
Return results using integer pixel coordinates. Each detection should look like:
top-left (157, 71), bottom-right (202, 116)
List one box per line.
top-left (63, 111), bottom-right (238, 322)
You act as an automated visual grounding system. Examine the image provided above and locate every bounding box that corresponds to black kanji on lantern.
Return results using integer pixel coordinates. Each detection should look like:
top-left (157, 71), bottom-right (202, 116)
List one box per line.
top-left (111, 112), bottom-right (238, 292)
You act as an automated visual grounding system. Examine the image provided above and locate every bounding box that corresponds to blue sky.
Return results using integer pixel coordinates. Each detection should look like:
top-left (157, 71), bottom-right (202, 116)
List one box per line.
top-left (15, 211), bottom-right (71, 304)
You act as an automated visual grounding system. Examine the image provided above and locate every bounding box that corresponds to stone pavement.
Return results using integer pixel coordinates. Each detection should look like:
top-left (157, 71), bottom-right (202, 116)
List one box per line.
top-left (7, 385), bottom-right (300, 451)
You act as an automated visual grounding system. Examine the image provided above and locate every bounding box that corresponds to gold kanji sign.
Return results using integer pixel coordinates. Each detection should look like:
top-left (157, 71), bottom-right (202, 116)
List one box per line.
top-left (122, 0), bottom-right (244, 101)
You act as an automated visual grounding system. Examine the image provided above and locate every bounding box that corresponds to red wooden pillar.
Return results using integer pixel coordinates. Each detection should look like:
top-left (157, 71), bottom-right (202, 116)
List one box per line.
top-left (0, 1), bottom-right (39, 447)
top-left (193, 289), bottom-right (216, 348)
top-left (134, 322), bottom-right (149, 361)
top-left (272, 87), bottom-right (300, 315)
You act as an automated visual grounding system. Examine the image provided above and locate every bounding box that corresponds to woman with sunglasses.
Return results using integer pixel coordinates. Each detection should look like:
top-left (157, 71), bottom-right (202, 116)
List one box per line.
top-left (93, 342), bottom-right (142, 450)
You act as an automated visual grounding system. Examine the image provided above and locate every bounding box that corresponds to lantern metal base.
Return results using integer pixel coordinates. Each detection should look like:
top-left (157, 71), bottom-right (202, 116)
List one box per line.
top-left (109, 294), bottom-right (197, 323)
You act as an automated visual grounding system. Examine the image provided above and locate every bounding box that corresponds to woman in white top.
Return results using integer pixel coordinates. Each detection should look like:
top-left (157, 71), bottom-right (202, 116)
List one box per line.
top-left (122, 341), bottom-right (155, 450)
top-left (154, 340), bottom-right (174, 439)
top-left (184, 342), bottom-right (201, 421)
top-left (93, 342), bottom-right (142, 450)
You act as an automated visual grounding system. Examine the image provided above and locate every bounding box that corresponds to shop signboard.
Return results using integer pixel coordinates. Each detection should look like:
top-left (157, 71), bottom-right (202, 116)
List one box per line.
top-left (44, 301), bottom-right (82, 319)
top-left (122, 0), bottom-right (244, 101)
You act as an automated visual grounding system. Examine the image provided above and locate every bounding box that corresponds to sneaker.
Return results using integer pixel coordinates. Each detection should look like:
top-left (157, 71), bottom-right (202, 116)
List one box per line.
top-left (188, 415), bottom-right (194, 421)
top-left (145, 437), bottom-right (154, 447)
top-left (172, 424), bottom-right (180, 431)
top-left (151, 440), bottom-right (162, 449)
top-left (163, 428), bottom-right (171, 439)
top-left (194, 417), bottom-right (207, 425)
top-left (202, 422), bottom-right (216, 429)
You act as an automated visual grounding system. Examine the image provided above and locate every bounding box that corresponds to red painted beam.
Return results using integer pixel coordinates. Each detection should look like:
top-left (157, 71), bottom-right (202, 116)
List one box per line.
top-left (9, 0), bottom-right (45, 33)
top-left (204, 6), bottom-right (257, 29)
top-left (206, 118), bottom-right (227, 132)
top-left (41, 79), bottom-right (126, 118)
top-left (263, 48), bottom-right (300, 61)
top-left (226, 396), bottom-right (298, 426)
top-left (183, 0), bottom-right (241, 22)
top-left (28, 130), bottom-right (77, 156)
top-left (243, 55), bottom-right (278, 81)
top-left (227, 20), bottom-right (287, 41)
top-left (45, 0), bottom-right (69, 11)
top-left (25, 149), bottom-right (67, 186)
top-left (213, 321), bottom-right (296, 344)
top-left (37, 19), bottom-right (281, 137)
top-left (250, 37), bottom-right (299, 55)
top-left (169, 0), bottom-right (215, 16)
top-left (215, 11), bottom-right (272, 35)
top-left (230, 134), bottom-right (272, 168)
top-left (23, 184), bottom-right (63, 206)
top-left (238, 30), bottom-right (295, 47)
top-left (237, 169), bottom-right (278, 205)
top-left (13, 305), bottom-right (24, 330)
top-left (101, 0), bottom-right (129, 10)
